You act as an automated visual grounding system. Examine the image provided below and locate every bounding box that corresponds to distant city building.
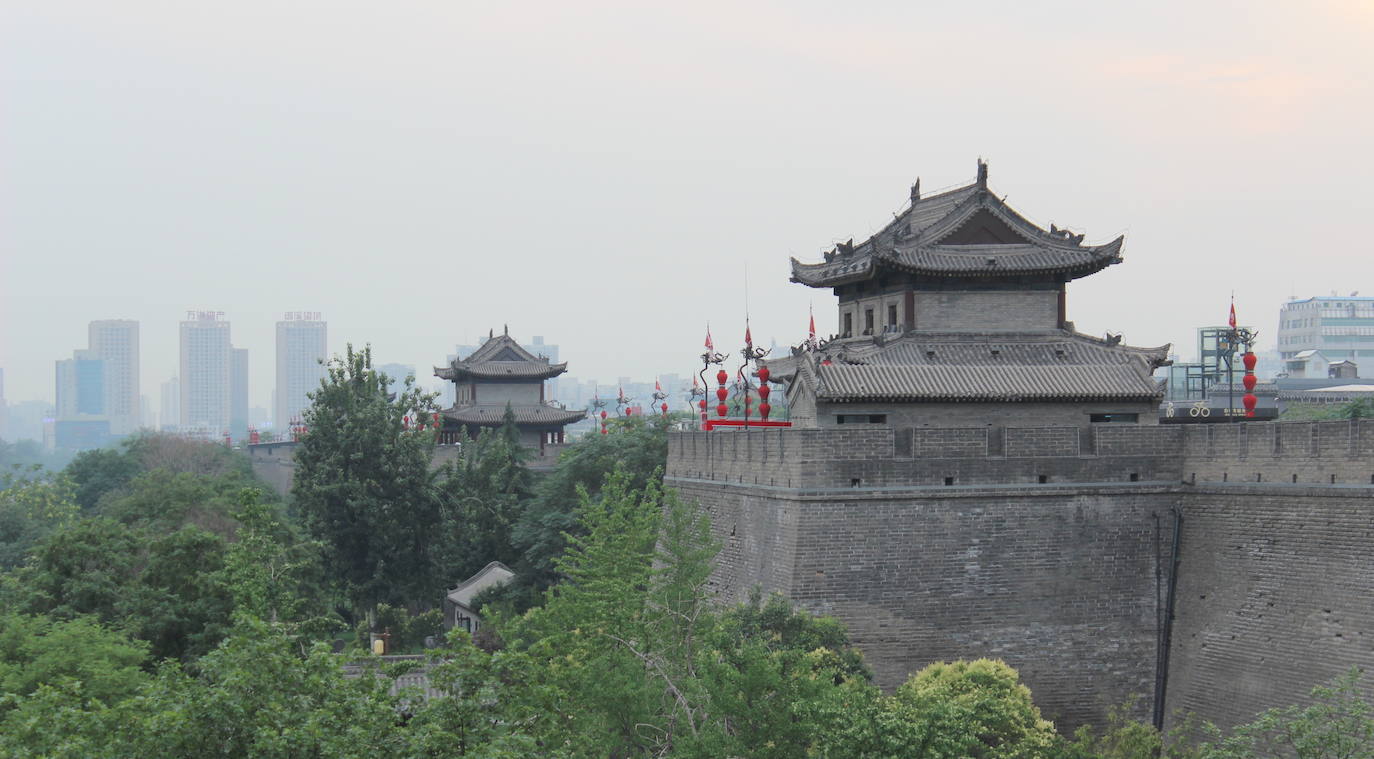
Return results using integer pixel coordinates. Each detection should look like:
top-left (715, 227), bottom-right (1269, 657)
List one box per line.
top-left (375, 363), bottom-right (416, 388)
top-left (231, 348), bottom-right (250, 440)
top-left (55, 350), bottom-right (104, 418)
top-left (4, 400), bottom-right (53, 443)
top-left (159, 377), bottom-right (180, 431)
top-left (274, 314), bottom-right (327, 429)
top-left (179, 311), bottom-right (232, 437)
top-left (88, 320), bottom-right (140, 434)
top-left (140, 395), bottom-right (155, 429)
top-left (1278, 295), bottom-right (1374, 376)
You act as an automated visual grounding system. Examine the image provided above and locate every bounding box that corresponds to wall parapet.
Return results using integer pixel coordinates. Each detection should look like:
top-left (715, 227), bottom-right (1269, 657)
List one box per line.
top-left (668, 420), bottom-right (1374, 490)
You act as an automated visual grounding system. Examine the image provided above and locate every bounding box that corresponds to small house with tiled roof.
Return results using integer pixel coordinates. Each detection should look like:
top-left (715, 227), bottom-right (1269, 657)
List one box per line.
top-left (434, 327), bottom-right (584, 463)
top-left (771, 160), bottom-right (1170, 428)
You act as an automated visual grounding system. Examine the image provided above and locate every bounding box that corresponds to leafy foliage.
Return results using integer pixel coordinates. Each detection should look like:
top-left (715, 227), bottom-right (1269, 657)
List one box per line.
top-left (1199, 667), bottom-right (1374, 759)
top-left (293, 344), bottom-right (444, 616)
top-left (507, 414), bottom-right (669, 596)
top-left (0, 469), bottom-right (78, 570)
top-left (436, 410), bottom-right (531, 587)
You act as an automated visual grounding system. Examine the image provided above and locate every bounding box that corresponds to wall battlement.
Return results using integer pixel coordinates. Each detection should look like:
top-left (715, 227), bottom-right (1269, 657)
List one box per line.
top-left (668, 420), bottom-right (1374, 490)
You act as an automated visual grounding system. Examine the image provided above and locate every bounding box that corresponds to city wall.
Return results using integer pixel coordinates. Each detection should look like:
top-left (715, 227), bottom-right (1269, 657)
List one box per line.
top-left (667, 420), bottom-right (1374, 732)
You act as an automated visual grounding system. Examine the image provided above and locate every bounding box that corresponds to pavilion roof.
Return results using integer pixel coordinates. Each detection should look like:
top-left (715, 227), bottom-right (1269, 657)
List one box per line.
top-left (763, 331), bottom-right (1169, 404)
top-left (442, 404), bottom-right (586, 426)
top-left (434, 333), bottom-right (568, 382)
top-left (790, 165), bottom-right (1124, 287)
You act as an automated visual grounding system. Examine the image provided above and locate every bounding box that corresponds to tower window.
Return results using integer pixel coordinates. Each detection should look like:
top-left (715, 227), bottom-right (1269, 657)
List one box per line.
top-left (843, 312), bottom-right (853, 337)
top-left (864, 309), bottom-right (874, 335)
top-left (888, 304), bottom-right (898, 326)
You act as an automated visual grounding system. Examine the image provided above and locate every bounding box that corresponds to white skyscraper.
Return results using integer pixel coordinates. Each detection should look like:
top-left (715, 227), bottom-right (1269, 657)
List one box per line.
top-left (88, 320), bottom-right (140, 434)
top-left (275, 313), bottom-right (327, 429)
top-left (180, 311), bottom-right (232, 436)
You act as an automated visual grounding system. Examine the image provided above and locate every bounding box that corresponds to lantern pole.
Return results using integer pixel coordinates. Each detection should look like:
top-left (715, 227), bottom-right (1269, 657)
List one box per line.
top-left (700, 325), bottom-right (725, 428)
top-left (736, 321), bottom-right (769, 431)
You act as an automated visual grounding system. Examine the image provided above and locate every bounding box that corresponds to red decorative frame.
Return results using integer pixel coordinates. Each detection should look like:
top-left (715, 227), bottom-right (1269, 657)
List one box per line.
top-left (702, 419), bottom-right (792, 430)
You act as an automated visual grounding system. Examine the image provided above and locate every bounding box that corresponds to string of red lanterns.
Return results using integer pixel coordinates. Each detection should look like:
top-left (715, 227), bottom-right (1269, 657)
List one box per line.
top-left (1242, 351), bottom-right (1258, 418)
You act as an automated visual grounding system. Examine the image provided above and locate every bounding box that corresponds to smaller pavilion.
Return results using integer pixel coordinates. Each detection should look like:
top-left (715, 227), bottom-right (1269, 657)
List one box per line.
top-left (434, 327), bottom-right (584, 464)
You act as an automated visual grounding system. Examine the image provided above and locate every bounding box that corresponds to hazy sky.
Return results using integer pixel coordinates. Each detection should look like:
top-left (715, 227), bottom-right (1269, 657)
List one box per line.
top-left (4, 1), bottom-right (1373, 408)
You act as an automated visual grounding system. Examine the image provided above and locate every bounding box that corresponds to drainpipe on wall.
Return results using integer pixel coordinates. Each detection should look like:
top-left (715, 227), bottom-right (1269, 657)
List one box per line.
top-left (1153, 506), bottom-right (1183, 730)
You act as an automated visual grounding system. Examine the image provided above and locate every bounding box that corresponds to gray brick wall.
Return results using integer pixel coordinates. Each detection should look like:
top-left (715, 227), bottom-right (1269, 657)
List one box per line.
top-left (667, 418), bottom-right (1374, 734)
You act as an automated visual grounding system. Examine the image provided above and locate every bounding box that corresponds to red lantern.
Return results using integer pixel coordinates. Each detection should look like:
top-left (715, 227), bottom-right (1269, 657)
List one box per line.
top-left (625, 407), bottom-right (632, 416)
top-left (600, 427), bottom-right (607, 435)
top-left (759, 402), bottom-right (771, 420)
top-left (716, 370), bottom-right (728, 385)
top-left (716, 387), bottom-right (728, 402)
top-left (716, 403), bottom-right (728, 417)
top-left (757, 366), bottom-right (770, 384)
top-left (1243, 352), bottom-right (1258, 371)
top-left (758, 384), bottom-right (770, 400)
top-left (1243, 374), bottom-right (1257, 392)
top-left (600, 410), bottom-right (608, 420)
top-left (661, 402), bottom-right (668, 414)
top-left (698, 399), bottom-right (707, 410)
top-left (1243, 394), bottom-right (1258, 416)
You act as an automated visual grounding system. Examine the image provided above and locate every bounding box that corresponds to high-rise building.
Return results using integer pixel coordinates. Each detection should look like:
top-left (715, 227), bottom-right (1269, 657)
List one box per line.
top-left (1278, 295), bottom-right (1374, 377)
top-left (88, 320), bottom-right (140, 434)
top-left (179, 311), bottom-right (232, 436)
top-left (274, 314), bottom-right (327, 429)
top-left (56, 350), bottom-right (104, 419)
top-left (159, 377), bottom-right (180, 431)
top-left (231, 348), bottom-right (249, 440)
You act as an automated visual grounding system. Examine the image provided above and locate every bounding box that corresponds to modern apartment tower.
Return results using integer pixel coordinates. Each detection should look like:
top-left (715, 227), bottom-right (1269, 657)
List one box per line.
top-left (274, 313), bottom-right (327, 430)
top-left (179, 311), bottom-right (232, 437)
top-left (88, 320), bottom-right (140, 434)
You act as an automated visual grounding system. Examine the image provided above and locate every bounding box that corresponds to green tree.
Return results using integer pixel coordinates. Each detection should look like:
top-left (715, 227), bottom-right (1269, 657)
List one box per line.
top-left (65, 447), bottom-right (141, 511)
top-left (223, 488), bottom-right (334, 637)
top-left (508, 414), bottom-right (669, 596)
top-left (437, 408), bottom-right (532, 586)
top-left (0, 613), bottom-right (148, 709)
top-left (293, 344), bottom-right (444, 617)
top-left (1200, 668), bottom-right (1374, 759)
top-left (0, 469), bottom-right (78, 570)
top-left (127, 618), bottom-right (406, 758)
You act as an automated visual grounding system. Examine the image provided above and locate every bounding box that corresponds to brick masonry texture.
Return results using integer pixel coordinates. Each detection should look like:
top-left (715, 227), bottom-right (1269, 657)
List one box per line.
top-left (668, 419), bottom-right (1374, 732)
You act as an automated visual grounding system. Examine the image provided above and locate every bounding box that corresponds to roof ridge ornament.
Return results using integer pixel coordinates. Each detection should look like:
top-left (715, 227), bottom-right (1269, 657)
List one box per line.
top-left (910, 178), bottom-right (921, 202)
top-left (977, 158), bottom-right (988, 187)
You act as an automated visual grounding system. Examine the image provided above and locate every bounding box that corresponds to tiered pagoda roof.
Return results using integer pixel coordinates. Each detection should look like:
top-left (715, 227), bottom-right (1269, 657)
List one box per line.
top-left (435, 333), bottom-right (568, 382)
top-left (766, 331), bottom-right (1169, 404)
top-left (444, 405), bottom-right (586, 426)
top-left (790, 161), bottom-right (1124, 287)
top-left (435, 330), bottom-right (584, 431)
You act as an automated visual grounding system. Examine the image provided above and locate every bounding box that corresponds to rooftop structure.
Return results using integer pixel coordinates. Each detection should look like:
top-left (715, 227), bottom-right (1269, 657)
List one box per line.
top-left (773, 161), bottom-right (1169, 428)
top-left (434, 327), bottom-right (584, 466)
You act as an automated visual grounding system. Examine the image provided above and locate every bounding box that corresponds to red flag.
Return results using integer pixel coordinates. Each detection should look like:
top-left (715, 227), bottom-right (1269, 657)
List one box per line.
top-left (705, 326), bottom-right (713, 351)
top-left (692, 374), bottom-right (699, 388)
top-left (655, 378), bottom-right (661, 391)
top-left (1228, 299), bottom-right (1237, 329)
top-left (809, 308), bottom-right (817, 341)
top-left (745, 324), bottom-right (753, 348)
